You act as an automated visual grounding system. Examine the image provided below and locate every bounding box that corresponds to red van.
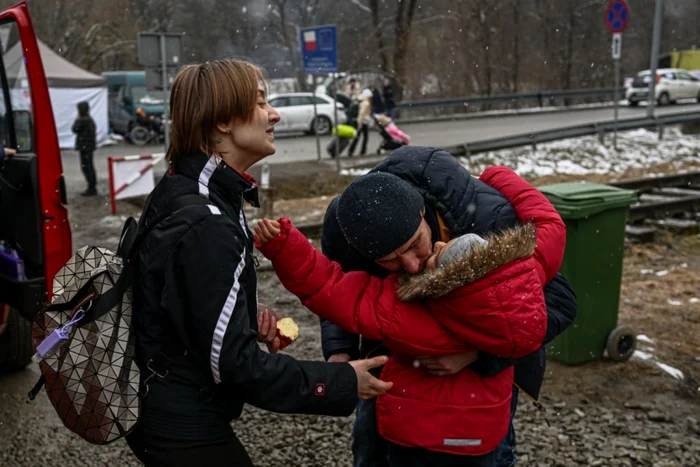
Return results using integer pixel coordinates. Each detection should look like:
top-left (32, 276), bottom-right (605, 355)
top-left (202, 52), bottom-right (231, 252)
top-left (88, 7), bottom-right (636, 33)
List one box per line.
top-left (0, 2), bottom-right (71, 372)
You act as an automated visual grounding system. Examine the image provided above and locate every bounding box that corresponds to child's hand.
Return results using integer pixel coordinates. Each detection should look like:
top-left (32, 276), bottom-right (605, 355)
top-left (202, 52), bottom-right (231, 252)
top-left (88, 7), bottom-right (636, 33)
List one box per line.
top-left (254, 218), bottom-right (281, 245)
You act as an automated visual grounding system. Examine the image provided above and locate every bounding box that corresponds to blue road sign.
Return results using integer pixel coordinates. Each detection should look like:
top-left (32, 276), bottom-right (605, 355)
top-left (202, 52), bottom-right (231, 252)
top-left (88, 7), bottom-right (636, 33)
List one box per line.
top-left (300, 25), bottom-right (337, 74)
top-left (605, 0), bottom-right (629, 33)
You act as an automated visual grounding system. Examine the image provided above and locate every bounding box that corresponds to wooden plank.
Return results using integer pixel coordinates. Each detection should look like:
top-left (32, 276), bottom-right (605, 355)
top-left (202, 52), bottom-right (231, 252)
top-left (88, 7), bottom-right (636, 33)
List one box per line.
top-left (629, 195), bottom-right (700, 221)
top-left (625, 225), bottom-right (656, 243)
top-left (609, 171), bottom-right (700, 192)
top-left (645, 218), bottom-right (700, 235)
top-left (638, 194), bottom-right (683, 203)
top-left (657, 187), bottom-right (700, 196)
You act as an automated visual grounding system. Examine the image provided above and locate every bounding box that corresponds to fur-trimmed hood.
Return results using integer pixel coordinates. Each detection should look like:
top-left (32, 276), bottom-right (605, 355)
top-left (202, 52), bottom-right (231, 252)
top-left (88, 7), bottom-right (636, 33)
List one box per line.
top-left (397, 223), bottom-right (536, 301)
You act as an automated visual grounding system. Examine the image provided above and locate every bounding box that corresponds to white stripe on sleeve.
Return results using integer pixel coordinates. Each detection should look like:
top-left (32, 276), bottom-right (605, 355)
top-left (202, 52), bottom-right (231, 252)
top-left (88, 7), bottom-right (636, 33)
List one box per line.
top-left (209, 248), bottom-right (247, 384)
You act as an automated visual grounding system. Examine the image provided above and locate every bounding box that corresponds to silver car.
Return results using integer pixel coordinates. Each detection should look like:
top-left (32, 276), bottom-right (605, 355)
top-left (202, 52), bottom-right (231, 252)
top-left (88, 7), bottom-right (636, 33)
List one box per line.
top-left (268, 92), bottom-right (345, 135)
top-left (626, 68), bottom-right (700, 106)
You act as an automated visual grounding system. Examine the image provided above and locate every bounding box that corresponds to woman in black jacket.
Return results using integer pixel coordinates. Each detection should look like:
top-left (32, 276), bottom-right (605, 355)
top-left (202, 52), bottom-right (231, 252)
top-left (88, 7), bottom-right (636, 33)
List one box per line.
top-left (126, 59), bottom-right (392, 467)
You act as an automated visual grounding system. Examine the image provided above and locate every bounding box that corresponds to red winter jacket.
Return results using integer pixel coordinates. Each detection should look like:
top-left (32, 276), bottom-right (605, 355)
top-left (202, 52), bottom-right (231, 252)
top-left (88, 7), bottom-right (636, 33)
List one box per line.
top-left (258, 167), bottom-right (565, 455)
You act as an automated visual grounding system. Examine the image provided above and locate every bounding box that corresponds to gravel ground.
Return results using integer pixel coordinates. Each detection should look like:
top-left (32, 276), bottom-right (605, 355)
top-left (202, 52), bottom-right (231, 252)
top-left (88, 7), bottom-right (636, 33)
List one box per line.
top-left (1, 161), bottom-right (699, 466)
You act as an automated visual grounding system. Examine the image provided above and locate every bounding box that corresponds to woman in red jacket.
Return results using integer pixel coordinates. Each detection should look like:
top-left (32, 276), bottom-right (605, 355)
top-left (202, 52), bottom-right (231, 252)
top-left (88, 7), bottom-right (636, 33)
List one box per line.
top-left (255, 167), bottom-right (565, 466)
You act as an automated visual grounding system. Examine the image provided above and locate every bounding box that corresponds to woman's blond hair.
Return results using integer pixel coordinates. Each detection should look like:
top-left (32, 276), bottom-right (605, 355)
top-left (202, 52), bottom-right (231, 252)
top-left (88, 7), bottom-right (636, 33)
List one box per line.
top-left (166, 59), bottom-right (264, 169)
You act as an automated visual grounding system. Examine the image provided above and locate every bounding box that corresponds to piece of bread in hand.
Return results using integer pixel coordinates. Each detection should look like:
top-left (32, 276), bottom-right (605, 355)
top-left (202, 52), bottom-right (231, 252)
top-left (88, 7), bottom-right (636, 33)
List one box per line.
top-left (276, 317), bottom-right (300, 350)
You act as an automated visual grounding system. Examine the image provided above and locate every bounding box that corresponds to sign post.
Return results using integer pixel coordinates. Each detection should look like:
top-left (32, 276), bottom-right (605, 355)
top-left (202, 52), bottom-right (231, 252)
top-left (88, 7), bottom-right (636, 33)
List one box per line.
top-left (312, 76), bottom-right (321, 162)
top-left (647, 0), bottom-right (665, 119)
top-left (300, 25), bottom-right (339, 170)
top-left (332, 73), bottom-right (340, 161)
top-left (138, 32), bottom-right (183, 153)
top-left (605, 0), bottom-right (629, 150)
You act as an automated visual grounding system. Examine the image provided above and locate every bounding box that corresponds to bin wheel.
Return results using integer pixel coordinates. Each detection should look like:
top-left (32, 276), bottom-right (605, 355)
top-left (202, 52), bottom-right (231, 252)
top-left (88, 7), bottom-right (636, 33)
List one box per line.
top-left (606, 325), bottom-right (637, 362)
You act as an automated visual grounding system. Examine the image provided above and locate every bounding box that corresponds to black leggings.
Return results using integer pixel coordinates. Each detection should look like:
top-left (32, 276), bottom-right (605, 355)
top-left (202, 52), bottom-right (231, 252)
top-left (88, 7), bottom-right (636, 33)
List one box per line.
top-left (126, 431), bottom-right (255, 467)
top-left (348, 125), bottom-right (369, 156)
top-left (79, 150), bottom-right (97, 189)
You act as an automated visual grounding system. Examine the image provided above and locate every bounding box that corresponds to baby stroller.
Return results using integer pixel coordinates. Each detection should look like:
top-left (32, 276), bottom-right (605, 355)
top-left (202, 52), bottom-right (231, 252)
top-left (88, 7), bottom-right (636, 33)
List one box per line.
top-left (373, 114), bottom-right (410, 154)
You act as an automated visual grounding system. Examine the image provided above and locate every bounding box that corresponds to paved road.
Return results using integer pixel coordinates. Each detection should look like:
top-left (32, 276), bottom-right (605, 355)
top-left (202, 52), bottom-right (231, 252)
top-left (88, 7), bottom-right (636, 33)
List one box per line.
top-left (61, 102), bottom-right (700, 192)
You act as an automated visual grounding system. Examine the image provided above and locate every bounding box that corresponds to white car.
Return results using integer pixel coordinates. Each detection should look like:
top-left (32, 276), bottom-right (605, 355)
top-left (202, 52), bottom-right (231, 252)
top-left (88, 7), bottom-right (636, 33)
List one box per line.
top-left (626, 68), bottom-right (700, 106)
top-left (268, 93), bottom-right (345, 135)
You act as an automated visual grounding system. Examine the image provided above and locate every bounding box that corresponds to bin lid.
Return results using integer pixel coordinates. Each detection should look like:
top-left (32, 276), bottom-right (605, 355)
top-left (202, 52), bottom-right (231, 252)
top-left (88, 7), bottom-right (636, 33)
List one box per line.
top-left (538, 182), bottom-right (638, 219)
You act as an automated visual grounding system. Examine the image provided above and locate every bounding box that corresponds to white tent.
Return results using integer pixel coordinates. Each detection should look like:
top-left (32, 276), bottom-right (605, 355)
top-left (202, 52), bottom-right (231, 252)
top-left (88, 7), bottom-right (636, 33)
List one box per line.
top-left (5, 40), bottom-right (108, 149)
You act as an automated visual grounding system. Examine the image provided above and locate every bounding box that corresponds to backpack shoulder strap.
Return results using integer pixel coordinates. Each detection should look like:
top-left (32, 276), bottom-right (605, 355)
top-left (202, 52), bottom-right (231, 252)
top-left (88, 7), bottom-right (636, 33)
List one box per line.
top-left (87, 194), bottom-right (213, 326)
top-left (118, 193), bottom-right (213, 260)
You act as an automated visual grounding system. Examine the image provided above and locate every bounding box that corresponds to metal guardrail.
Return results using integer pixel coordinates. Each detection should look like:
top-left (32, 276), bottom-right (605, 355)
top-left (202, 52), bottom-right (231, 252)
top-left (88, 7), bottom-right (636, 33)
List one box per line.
top-left (396, 88), bottom-right (616, 110)
top-left (442, 111), bottom-right (700, 157)
top-left (290, 111), bottom-right (700, 239)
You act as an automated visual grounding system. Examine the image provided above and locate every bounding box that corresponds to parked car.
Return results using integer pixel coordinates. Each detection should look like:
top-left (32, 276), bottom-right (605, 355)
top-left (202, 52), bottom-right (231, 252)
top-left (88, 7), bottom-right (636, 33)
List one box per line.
top-left (626, 68), bottom-right (700, 106)
top-left (108, 102), bottom-right (133, 136)
top-left (267, 93), bottom-right (345, 135)
top-left (103, 71), bottom-right (165, 118)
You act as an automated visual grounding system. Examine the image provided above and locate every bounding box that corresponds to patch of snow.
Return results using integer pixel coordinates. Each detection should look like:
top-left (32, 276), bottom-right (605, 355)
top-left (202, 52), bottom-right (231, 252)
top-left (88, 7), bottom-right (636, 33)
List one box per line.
top-left (637, 335), bottom-right (654, 344)
top-left (640, 269), bottom-right (655, 275)
top-left (655, 362), bottom-right (684, 380)
top-left (655, 270), bottom-right (669, 277)
top-left (339, 168), bottom-right (372, 177)
top-left (690, 298), bottom-right (700, 304)
top-left (633, 350), bottom-right (654, 361)
top-left (465, 127), bottom-right (700, 178)
top-left (633, 350), bottom-right (685, 381)
top-left (667, 299), bottom-right (682, 306)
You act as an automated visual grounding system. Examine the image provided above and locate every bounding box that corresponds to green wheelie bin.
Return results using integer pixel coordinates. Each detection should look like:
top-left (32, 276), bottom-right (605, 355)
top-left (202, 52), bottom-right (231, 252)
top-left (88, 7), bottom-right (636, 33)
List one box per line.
top-left (538, 182), bottom-right (639, 365)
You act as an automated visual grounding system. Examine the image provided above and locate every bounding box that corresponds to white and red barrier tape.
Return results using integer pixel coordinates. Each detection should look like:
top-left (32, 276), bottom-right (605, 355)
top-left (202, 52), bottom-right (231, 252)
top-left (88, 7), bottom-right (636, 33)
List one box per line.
top-left (108, 153), bottom-right (166, 215)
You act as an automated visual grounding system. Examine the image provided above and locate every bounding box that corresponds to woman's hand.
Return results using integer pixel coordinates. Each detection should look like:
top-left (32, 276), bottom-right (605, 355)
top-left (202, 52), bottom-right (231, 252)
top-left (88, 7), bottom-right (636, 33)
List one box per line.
top-left (349, 355), bottom-right (393, 399)
top-left (257, 303), bottom-right (281, 353)
top-left (253, 218), bottom-right (281, 245)
top-left (415, 351), bottom-right (479, 376)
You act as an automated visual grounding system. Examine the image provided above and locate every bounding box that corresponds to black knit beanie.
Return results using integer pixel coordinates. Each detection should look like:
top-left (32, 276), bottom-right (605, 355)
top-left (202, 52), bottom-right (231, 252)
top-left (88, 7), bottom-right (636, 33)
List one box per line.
top-left (336, 172), bottom-right (424, 260)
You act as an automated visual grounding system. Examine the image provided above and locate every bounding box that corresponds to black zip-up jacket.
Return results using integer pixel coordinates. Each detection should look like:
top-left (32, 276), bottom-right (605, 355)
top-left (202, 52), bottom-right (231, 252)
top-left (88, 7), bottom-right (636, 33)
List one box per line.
top-left (71, 115), bottom-right (96, 152)
top-left (132, 151), bottom-right (358, 441)
top-left (320, 146), bottom-right (577, 399)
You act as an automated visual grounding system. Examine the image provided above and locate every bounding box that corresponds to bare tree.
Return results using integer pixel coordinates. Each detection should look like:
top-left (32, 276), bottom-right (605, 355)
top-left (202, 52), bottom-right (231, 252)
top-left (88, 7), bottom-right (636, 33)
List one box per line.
top-left (268, 0), bottom-right (323, 90)
top-left (2, 0), bottom-right (699, 105)
top-left (369, 0), bottom-right (389, 73)
top-left (512, 0), bottom-right (521, 93)
top-left (391, 0), bottom-right (419, 100)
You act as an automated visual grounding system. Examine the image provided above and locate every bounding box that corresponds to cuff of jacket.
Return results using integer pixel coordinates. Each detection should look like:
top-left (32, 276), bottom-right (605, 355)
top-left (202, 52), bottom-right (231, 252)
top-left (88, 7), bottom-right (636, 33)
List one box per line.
top-left (323, 346), bottom-right (361, 362)
top-left (299, 361), bottom-right (359, 417)
top-left (257, 217), bottom-right (293, 259)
